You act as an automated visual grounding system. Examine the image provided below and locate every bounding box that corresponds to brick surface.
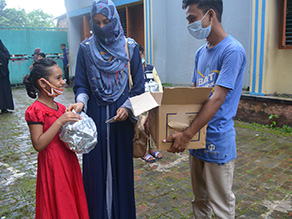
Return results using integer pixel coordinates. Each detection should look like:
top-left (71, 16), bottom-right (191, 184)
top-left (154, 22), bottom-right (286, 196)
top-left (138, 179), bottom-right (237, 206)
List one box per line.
top-left (1, 88), bottom-right (292, 218)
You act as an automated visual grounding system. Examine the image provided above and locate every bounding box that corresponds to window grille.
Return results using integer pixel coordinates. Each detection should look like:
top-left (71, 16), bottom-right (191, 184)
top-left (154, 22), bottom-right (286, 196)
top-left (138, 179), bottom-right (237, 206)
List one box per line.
top-left (279, 0), bottom-right (292, 49)
top-left (118, 9), bottom-right (127, 37)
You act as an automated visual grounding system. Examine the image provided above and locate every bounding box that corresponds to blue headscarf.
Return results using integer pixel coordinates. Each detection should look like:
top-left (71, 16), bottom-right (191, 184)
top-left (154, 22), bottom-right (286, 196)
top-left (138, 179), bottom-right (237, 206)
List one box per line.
top-left (88, 0), bottom-right (129, 105)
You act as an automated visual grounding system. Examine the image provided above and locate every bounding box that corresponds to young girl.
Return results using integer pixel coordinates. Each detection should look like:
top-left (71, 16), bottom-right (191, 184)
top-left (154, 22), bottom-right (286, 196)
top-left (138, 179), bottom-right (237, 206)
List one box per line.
top-left (23, 58), bottom-right (89, 219)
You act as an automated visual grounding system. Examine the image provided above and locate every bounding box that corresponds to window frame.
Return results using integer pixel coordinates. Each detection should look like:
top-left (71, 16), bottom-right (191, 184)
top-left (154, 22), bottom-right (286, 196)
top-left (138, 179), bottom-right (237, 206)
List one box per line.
top-left (279, 0), bottom-right (292, 49)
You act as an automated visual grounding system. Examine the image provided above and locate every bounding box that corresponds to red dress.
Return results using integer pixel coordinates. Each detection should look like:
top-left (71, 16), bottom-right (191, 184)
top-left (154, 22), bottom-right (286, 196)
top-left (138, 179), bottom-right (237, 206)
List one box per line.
top-left (25, 101), bottom-right (89, 219)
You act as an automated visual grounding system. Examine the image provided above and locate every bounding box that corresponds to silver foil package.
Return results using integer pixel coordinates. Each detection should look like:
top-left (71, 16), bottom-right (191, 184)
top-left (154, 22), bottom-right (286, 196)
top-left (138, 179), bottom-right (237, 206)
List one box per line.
top-left (59, 111), bottom-right (97, 154)
top-left (145, 80), bottom-right (159, 92)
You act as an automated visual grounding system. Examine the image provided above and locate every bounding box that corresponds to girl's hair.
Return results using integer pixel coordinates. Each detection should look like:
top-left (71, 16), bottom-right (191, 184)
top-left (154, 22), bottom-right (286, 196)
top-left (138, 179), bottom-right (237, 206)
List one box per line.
top-left (37, 52), bottom-right (46, 58)
top-left (23, 58), bottom-right (57, 98)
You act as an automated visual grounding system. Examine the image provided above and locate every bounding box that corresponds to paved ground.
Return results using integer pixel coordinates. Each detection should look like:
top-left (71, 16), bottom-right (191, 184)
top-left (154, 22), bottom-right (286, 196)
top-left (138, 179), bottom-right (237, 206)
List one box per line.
top-left (0, 87), bottom-right (292, 219)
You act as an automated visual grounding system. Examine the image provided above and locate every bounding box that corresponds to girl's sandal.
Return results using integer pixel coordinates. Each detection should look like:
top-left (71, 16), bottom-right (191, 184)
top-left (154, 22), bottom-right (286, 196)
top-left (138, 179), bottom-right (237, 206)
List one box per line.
top-left (150, 151), bottom-right (162, 159)
top-left (142, 154), bottom-right (156, 163)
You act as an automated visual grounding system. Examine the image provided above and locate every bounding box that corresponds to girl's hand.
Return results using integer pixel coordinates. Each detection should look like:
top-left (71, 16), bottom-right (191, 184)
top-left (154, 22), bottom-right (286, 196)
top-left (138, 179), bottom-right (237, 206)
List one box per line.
top-left (29, 111), bottom-right (81, 152)
top-left (114, 107), bottom-right (128, 121)
top-left (68, 102), bottom-right (84, 113)
top-left (58, 111), bottom-right (82, 126)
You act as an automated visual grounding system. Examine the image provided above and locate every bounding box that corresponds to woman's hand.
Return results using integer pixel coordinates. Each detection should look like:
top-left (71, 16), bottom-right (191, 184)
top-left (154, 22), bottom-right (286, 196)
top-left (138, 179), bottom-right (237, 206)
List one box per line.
top-left (114, 107), bottom-right (128, 121)
top-left (57, 111), bottom-right (82, 126)
top-left (68, 102), bottom-right (84, 113)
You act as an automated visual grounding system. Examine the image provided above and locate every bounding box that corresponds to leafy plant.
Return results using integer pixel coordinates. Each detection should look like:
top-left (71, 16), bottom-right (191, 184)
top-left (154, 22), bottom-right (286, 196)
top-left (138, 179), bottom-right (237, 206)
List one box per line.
top-left (268, 114), bottom-right (279, 128)
top-left (282, 125), bottom-right (292, 134)
top-left (0, 0), bottom-right (56, 27)
top-left (234, 120), bottom-right (292, 136)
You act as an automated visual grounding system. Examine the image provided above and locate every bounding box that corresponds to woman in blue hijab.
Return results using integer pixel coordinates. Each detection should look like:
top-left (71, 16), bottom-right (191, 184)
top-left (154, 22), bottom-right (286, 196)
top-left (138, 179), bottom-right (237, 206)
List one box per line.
top-left (71, 0), bottom-right (144, 218)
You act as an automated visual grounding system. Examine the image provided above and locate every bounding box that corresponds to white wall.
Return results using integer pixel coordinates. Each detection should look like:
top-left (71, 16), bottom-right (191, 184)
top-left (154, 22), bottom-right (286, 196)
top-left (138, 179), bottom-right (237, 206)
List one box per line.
top-left (65, 0), bottom-right (92, 76)
top-left (65, 0), bottom-right (92, 12)
top-left (222, 0), bottom-right (252, 88)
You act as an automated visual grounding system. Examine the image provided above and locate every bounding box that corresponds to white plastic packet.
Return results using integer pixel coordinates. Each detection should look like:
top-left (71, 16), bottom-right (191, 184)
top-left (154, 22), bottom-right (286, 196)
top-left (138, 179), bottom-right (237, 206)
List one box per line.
top-left (145, 80), bottom-right (159, 92)
top-left (59, 111), bottom-right (98, 154)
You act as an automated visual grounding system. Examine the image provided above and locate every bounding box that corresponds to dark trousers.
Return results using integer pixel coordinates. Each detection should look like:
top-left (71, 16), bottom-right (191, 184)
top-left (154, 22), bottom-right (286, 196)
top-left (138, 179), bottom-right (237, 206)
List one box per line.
top-left (63, 65), bottom-right (70, 85)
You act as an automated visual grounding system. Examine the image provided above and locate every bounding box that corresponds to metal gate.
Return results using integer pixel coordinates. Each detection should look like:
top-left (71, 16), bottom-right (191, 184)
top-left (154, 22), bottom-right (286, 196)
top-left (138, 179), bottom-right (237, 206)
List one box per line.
top-left (0, 27), bottom-right (68, 85)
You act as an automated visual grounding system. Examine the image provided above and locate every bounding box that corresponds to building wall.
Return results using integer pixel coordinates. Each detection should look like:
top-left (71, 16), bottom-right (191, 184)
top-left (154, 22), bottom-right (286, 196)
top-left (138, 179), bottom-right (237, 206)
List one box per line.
top-left (264, 0), bottom-right (292, 95)
top-left (250, 0), bottom-right (292, 96)
top-left (65, 0), bottom-right (91, 13)
top-left (151, 0), bottom-right (252, 87)
top-left (236, 96), bottom-right (292, 127)
top-left (67, 16), bottom-right (82, 75)
top-left (64, 0), bottom-right (82, 76)
top-left (64, 0), bottom-right (142, 76)
top-left (65, 0), bottom-right (253, 88)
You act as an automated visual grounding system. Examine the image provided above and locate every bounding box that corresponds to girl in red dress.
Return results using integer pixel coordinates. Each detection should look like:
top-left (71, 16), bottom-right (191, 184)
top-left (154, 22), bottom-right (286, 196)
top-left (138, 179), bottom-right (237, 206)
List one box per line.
top-left (23, 58), bottom-right (89, 219)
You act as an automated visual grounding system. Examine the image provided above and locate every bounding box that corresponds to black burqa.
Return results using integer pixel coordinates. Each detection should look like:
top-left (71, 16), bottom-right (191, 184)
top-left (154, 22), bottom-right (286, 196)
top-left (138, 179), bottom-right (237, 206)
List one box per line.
top-left (0, 39), bottom-right (14, 111)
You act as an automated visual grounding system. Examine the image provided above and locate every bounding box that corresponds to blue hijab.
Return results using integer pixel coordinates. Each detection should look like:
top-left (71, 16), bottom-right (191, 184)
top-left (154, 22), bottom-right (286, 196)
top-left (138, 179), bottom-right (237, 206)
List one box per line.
top-left (88, 0), bottom-right (129, 105)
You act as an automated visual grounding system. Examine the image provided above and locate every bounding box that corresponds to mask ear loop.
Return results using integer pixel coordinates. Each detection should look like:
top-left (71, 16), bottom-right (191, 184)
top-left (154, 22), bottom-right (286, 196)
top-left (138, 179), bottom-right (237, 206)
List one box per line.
top-left (202, 10), bottom-right (213, 38)
top-left (201, 10), bottom-right (213, 28)
top-left (201, 10), bottom-right (210, 22)
top-left (39, 78), bottom-right (56, 97)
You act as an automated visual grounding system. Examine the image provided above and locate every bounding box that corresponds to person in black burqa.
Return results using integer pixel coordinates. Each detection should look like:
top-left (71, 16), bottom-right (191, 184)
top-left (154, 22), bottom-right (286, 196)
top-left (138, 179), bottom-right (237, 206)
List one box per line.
top-left (0, 39), bottom-right (14, 114)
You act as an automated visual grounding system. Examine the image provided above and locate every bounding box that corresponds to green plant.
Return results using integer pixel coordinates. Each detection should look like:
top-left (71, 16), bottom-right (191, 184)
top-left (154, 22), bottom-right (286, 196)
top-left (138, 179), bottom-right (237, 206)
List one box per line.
top-left (234, 120), bottom-right (291, 136)
top-left (171, 194), bottom-right (177, 199)
top-left (268, 114), bottom-right (279, 128)
top-left (162, 83), bottom-right (172, 87)
top-left (282, 125), bottom-right (292, 134)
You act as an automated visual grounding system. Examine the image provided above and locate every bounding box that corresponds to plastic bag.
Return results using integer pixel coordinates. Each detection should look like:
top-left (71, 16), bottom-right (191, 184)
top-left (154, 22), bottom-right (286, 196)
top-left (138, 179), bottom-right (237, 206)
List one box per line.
top-left (145, 80), bottom-right (159, 92)
top-left (59, 111), bottom-right (98, 154)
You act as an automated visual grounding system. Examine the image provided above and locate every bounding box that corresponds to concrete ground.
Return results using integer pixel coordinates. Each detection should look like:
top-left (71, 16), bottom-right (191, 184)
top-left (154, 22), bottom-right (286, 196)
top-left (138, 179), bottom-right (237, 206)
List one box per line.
top-left (0, 87), bottom-right (291, 219)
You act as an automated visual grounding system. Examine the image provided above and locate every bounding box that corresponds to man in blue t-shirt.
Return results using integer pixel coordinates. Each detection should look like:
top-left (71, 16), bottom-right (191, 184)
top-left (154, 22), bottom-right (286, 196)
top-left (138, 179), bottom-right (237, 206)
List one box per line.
top-left (164, 0), bottom-right (246, 218)
top-left (60, 43), bottom-right (70, 86)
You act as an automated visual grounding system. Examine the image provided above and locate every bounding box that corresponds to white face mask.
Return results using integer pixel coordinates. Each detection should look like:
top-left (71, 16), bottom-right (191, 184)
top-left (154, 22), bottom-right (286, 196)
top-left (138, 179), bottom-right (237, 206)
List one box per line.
top-left (188, 10), bottom-right (212, 39)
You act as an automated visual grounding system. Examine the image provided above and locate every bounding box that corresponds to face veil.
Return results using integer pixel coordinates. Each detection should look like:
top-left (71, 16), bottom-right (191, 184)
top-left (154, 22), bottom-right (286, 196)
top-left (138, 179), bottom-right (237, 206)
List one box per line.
top-left (87, 0), bottom-right (130, 105)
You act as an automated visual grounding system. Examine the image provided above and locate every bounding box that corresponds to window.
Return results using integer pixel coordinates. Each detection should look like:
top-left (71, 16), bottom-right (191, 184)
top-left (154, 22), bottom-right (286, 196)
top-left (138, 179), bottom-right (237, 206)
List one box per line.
top-left (118, 9), bottom-right (127, 37)
top-left (279, 0), bottom-right (292, 49)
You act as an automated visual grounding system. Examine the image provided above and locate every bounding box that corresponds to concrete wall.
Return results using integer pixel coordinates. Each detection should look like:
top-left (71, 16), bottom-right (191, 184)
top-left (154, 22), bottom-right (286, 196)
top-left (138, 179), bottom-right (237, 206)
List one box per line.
top-left (65, 0), bottom-right (252, 88)
top-left (64, 0), bottom-right (142, 76)
top-left (65, 0), bottom-right (92, 13)
top-left (152, 0), bottom-right (252, 87)
top-left (236, 95), bottom-right (292, 127)
top-left (64, 0), bottom-right (82, 75)
top-left (263, 0), bottom-right (292, 95)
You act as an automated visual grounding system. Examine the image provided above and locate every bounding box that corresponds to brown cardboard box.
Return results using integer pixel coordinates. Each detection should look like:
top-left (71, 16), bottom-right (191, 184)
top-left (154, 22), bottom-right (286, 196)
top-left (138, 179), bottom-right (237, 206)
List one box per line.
top-left (130, 87), bottom-right (212, 150)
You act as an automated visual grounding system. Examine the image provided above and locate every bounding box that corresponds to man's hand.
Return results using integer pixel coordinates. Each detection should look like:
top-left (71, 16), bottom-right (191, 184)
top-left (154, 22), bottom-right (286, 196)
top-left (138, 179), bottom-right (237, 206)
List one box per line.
top-left (164, 131), bottom-right (193, 153)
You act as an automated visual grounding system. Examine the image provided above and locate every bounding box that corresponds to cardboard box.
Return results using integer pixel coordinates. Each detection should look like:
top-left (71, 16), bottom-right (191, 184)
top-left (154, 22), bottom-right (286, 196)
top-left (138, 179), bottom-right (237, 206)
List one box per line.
top-left (130, 87), bottom-right (212, 150)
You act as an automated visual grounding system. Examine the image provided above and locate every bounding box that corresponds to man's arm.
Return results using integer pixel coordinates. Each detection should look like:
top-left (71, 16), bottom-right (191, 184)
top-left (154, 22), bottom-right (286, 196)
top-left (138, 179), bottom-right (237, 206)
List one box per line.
top-left (164, 85), bottom-right (229, 153)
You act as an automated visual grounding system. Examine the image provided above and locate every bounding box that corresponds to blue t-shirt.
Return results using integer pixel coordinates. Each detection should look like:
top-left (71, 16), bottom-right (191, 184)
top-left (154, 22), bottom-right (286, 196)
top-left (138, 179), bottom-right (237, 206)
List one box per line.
top-left (62, 48), bottom-right (69, 66)
top-left (190, 35), bottom-right (246, 164)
